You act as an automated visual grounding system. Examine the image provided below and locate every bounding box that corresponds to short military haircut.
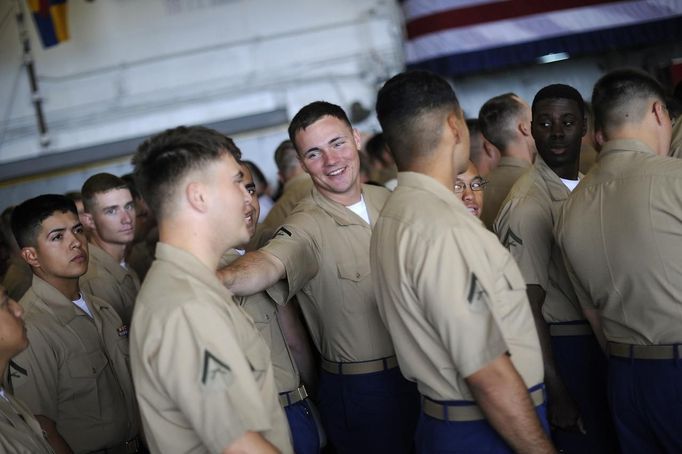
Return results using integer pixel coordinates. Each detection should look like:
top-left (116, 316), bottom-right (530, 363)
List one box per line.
top-left (591, 69), bottom-right (666, 135)
top-left (365, 133), bottom-right (391, 167)
top-left (11, 194), bottom-right (77, 248)
top-left (532, 84), bottom-right (585, 117)
top-left (466, 118), bottom-right (484, 165)
top-left (133, 125), bottom-right (242, 219)
top-left (288, 101), bottom-right (352, 152)
top-left (376, 70), bottom-right (461, 169)
top-left (478, 93), bottom-right (524, 151)
top-left (120, 173), bottom-right (141, 200)
top-left (273, 140), bottom-right (298, 173)
top-left (81, 173), bottom-right (129, 213)
top-left (64, 191), bottom-right (82, 203)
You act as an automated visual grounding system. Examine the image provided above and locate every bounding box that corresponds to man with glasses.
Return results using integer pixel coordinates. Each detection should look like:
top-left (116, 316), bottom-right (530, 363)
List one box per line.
top-left (455, 161), bottom-right (487, 219)
top-left (495, 84), bottom-right (618, 453)
top-left (555, 70), bottom-right (680, 453)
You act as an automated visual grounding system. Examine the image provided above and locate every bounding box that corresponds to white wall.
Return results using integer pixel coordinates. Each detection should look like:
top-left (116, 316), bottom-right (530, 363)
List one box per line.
top-left (0, 0), bottom-right (403, 207)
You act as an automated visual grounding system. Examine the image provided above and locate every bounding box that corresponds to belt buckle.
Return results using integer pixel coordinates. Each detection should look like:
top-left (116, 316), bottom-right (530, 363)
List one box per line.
top-left (295, 385), bottom-right (308, 402)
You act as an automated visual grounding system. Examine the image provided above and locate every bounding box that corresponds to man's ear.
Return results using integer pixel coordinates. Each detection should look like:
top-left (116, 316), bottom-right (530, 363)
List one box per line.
top-left (186, 181), bottom-right (208, 213)
top-left (20, 247), bottom-right (40, 269)
top-left (446, 111), bottom-right (464, 144)
top-left (482, 139), bottom-right (500, 159)
top-left (519, 120), bottom-right (531, 137)
top-left (652, 100), bottom-right (668, 127)
top-left (82, 212), bottom-right (96, 231)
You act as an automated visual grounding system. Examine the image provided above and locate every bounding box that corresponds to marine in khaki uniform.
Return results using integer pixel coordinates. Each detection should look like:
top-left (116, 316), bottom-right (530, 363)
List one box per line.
top-left (262, 139), bottom-right (314, 232)
top-left (130, 126), bottom-right (293, 454)
top-left (374, 70), bottom-right (554, 454)
top-left (79, 173), bottom-right (140, 325)
top-left (6, 194), bottom-right (141, 454)
top-left (219, 102), bottom-right (419, 454)
top-left (555, 70), bottom-right (681, 454)
top-left (495, 84), bottom-right (617, 453)
top-left (0, 286), bottom-right (53, 454)
top-left (478, 93), bottom-right (536, 229)
top-left (219, 162), bottom-right (320, 454)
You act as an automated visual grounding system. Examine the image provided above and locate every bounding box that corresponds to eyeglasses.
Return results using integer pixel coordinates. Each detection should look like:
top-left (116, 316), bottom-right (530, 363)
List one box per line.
top-left (454, 179), bottom-right (488, 193)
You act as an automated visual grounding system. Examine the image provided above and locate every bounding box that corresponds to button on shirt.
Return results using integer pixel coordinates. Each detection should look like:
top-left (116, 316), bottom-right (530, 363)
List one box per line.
top-left (555, 139), bottom-right (682, 345)
top-left (262, 184), bottom-right (394, 363)
top-left (494, 156), bottom-right (583, 323)
top-left (8, 275), bottom-right (139, 453)
top-left (130, 243), bottom-right (293, 454)
top-left (370, 172), bottom-right (543, 401)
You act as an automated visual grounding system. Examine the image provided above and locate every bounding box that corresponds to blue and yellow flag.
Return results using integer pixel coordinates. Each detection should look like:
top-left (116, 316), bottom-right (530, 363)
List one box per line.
top-left (27, 0), bottom-right (69, 48)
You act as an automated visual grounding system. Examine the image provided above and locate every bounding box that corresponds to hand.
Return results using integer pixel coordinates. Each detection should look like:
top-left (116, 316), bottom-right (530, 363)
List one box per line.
top-left (547, 381), bottom-right (584, 433)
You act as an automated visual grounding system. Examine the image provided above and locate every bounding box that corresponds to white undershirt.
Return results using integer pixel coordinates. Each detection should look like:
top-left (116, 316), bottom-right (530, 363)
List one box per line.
top-left (346, 195), bottom-right (370, 224)
top-left (560, 177), bottom-right (580, 192)
top-left (72, 294), bottom-right (93, 318)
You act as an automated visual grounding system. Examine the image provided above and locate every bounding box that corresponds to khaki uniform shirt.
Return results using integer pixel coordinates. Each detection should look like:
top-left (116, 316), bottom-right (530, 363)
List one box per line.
top-left (370, 172), bottom-right (543, 401)
top-left (130, 243), bottom-right (292, 454)
top-left (669, 119), bottom-right (682, 158)
top-left (263, 173), bottom-right (313, 230)
top-left (80, 243), bottom-right (140, 325)
top-left (579, 143), bottom-right (599, 174)
top-left (219, 250), bottom-right (300, 393)
top-left (2, 257), bottom-right (32, 302)
top-left (126, 240), bottom-right (155, 282)
top-left (480, 156), bottom-right (532, 230)
top-left (494, 157), bottom-right (583, 322)
top-left (8, 276), bottom-right (139, 453)
top-left (0, 390), bottom-right (54, 454)
top-left (262, 184), bottom-right (394, 363)
top-left (556, 139), bottom-right (682, 345)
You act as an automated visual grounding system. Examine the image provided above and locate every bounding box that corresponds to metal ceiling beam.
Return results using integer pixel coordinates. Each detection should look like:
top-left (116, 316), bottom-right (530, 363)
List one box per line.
top-left (0, 108), bottom-right (289, 183)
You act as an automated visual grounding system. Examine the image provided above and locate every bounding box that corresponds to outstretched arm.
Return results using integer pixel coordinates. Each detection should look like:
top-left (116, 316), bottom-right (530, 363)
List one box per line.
top-left (467, 354), bottom-right (556, 454)
top-left (218, 251), bottom-right (285, 296)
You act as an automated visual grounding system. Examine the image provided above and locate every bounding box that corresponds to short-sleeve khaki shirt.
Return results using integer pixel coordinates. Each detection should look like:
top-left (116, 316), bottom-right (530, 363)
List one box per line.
top-left (80, 243), bottom-right (140, 325)
top-left (263, 173), bottom-right (313, 231)
top-left (220, 249), bottom-right (300, 393)
top-left (0, 391), bottom-right (54, 453)
top-left (480, 156), bottom-right (532, 230)
top-left (556, 139), bottom-right (682, 345)
top-left (370, 172), bottom-right (543, 401)
top-left (8, 275), bottom-right (139, 453)
top-left (2, 257), bottom-right (32, 302)
top-left (262, 184), bottom-right (394, 363)
top-left (494, 157), bottom-right (582, 322)
top-left (130, 243), bottom-right (293, 454)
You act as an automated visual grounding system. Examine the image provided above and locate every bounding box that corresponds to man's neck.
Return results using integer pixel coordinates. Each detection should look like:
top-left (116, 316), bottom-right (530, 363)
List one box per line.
top-left (318, 183), bottom-right (363, 206)
top-left (503, 141), bottom-right (534, 164)
top-left (158, 221), bottom-right (221, 272)
top-left (90, 235), bottom-right (127, 262)
top-left (551, 161), bottom-right (580, 180)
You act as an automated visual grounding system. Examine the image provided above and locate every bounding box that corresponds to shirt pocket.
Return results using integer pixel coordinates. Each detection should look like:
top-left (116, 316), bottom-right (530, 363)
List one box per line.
top-left (336, 260), bottom-right (372, 313)
top-left (65, 350), bottom-right (110, 418)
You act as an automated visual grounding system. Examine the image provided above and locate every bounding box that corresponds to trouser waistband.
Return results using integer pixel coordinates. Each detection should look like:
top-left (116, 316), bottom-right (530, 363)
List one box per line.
top-left (608, 342), bottom-right (682, 360)
top-left (279, 385), bottom-right (308, 407)
top-left (320, 355), bottom-right (398, 375)
top-left (422, 384), bottom-right (545, 422)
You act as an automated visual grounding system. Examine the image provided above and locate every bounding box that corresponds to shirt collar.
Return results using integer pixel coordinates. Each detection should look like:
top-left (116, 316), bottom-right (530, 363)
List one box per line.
top-left (88, 243), bottom-right (131, 283)
top-left (154, 242), bottom-right (234, 301)
top-left (310, 185), bottom-right (378, 227)
top-left (598, 139), bottom-right (655, 160)
top-left (534, 156), bottom-right (573, 202)
top-left (498, 156), bottom-right (533, 169)
top-left (30, 275), bottom-right (94, 325)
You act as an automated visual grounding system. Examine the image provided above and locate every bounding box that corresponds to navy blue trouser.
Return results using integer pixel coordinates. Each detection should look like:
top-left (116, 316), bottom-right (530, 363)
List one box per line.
top-left (549, 327), bottom-right (620, 453)
top-left (284, 399), bottom-right (320, 454)
top-left (415, 385), bottom-right (550, 453)
top-left (318, 366), bottom-right (420, 454)
top-left (608, 354), bottom-right (682, 454)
